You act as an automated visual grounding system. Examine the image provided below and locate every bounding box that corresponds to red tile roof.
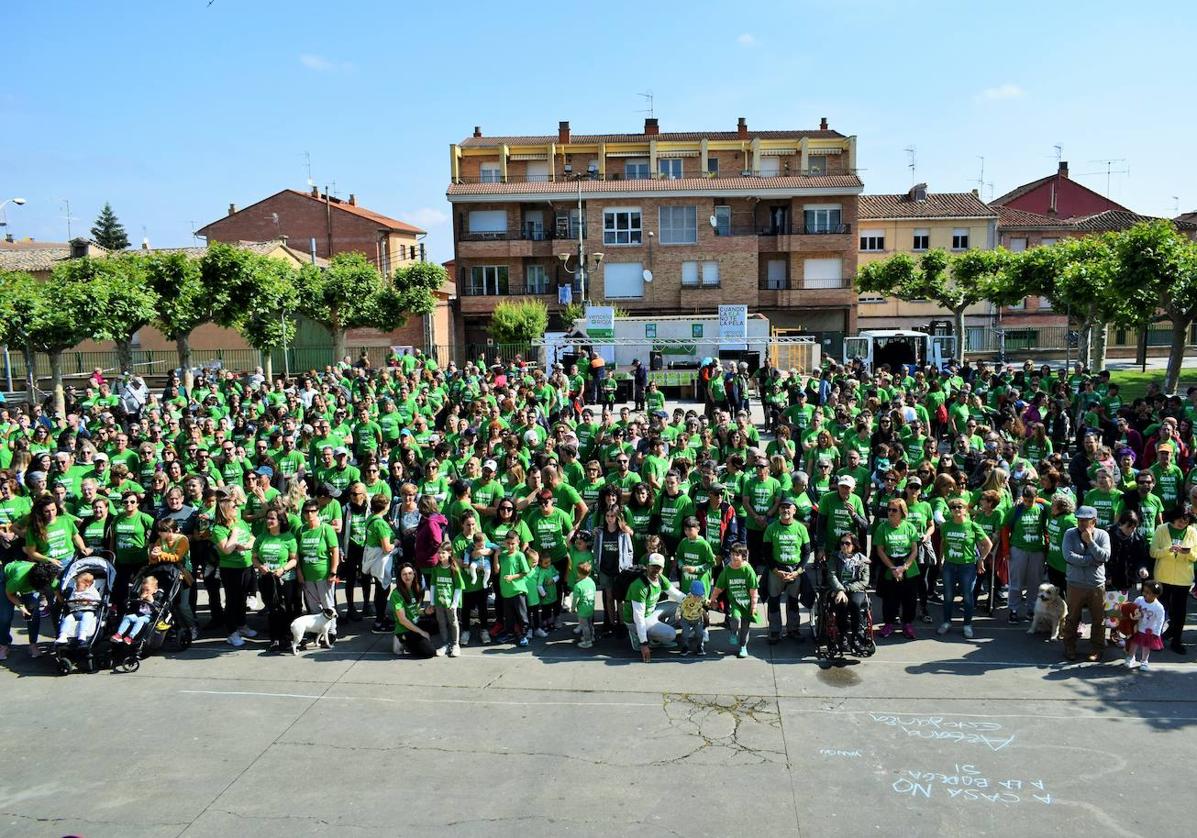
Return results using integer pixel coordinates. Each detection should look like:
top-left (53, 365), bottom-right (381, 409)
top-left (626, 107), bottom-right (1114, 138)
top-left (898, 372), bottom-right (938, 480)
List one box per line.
top-left (996, 206), bottom-right (1197, 232)
top-left (859, 191), bottom-right (996, 219)
top-left (448, 174), bottom-right (862, 197)
top-left (282, 189), bottom-right (425, 234)
top-left (460, 129), bottom-right (844, 147)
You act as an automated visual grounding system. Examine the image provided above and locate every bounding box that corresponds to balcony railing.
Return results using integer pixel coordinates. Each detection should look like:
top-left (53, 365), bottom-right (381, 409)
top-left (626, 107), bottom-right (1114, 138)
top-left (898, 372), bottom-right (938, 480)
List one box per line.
top-left (758, 278), bottom-right (851, 291)
top-left (460, 224), bottom-right (582, 242)
top-left (461, 282), bottom-right (576, 298)
top-left (451, 169), bottom-right (859, 185)
top-left (757, 223), bottom-right (852, 236)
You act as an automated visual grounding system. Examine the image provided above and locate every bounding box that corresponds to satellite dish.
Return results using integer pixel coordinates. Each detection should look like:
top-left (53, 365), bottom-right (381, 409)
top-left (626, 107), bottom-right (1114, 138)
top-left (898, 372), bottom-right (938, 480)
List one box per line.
top-left (642, 269), bottom-right (653, 283)
top-left (709, 215), bottom-right (718, 228)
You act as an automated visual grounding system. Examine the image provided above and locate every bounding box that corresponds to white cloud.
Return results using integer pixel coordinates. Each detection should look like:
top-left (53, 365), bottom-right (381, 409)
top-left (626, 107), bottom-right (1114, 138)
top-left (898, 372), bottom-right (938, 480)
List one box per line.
top-left (300, 53), bottom-right (353, 72)
top-left (978, 83), bottom-right (1024, 101)
top-left (736, 33), bottom-right (755, 46)
top-left (407, 207), bottom-right (449, 228)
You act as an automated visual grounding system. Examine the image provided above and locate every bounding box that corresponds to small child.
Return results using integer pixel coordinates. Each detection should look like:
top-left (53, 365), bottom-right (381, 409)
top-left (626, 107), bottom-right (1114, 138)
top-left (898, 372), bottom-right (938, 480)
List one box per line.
top-left (679, 579), bottom-right (708, 656)
top-left (497, 530), bottom-right (531, 647)
top-left (56, 571), bottom-right (101, 646)
top-left (529, 551), bottom-right (560, 638)
top-left (709, 542), bottom-right (759, 659)
top-left (1125, 580), bottom-right (1166, 670)
top-left (464, 531), bottom-right (496, 590)
top-left (572, 561), bottom-right (597, 649)
top-left (431, 541), bottom-right (464, 657)
top-left (602, 374), bottom-right (618, 408)
top-left (112, 577), bottom-right (163, 645)
top-left (568, 531), bottom-right (594, 637)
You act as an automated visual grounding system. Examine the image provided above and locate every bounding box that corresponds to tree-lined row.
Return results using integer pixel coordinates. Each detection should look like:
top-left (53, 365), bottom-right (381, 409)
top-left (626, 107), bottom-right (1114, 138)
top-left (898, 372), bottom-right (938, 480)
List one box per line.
top-left (0, 244), bottom-right (448, 413)
top-left (856, 220), bottom-right (1197, 392)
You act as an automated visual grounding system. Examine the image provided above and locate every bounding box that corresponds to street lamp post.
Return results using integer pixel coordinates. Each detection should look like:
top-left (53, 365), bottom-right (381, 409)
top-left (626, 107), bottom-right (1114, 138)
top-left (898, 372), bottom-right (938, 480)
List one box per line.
top-left (0, 197), bottom-right (27, 234)
top-left (556, 173), bottom-right (603, 305)
top-left (1, 199), bottom-right (26, 391)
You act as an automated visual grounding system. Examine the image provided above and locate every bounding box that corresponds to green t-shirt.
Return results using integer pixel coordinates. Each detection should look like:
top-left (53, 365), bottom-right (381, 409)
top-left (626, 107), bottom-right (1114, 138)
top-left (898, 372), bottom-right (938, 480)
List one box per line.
top-left (763, 519), bottom-right (811, 569)
top-left (25, 516), bottom-right (78, 563)
top-left (939, 518), bottom-right (988, 565)
top-left (3, 560), bottom-right (41, 596)
top-left (1044, 512), bottom-right (1076, 572)
top-left (1083, 488), bottom-right (1123, 530)
top-left (621, 573), bottom-right (675, 623)
top-left (714, 563), bottom-right (759, 618)
top-left (1009, 502), bottom-right (1047, 553)
top-left (817, 491), bottom-right (865, 547)
top-left (0, 494), bottom-right (32, 529)
top-left (497, 549), bottom-right (530, 598)
top-left (297, 523), bottom-right (338, 579)
top-left (875, 519), bottom-right (921, 580)
top-left (212, 518), bottom-right (254, 569)
top-left (254, 531), bottom-right (298, 581)
top-left (653, 491), bottom-right (694, 539)
top-left (572, 575), bottom-right (596, 618)
top-left (388, 588), bottom-right (422, 636)
top-left (430, 564), bottom-right (464, 608)
top-left (525, 507), bottom-right (573, 561)
top-left (676, 536), bottom-right (716, 592)
top-left (743, 475), bottom-right (781, 531)
top-left (113, 511), bottom-right (155, 566)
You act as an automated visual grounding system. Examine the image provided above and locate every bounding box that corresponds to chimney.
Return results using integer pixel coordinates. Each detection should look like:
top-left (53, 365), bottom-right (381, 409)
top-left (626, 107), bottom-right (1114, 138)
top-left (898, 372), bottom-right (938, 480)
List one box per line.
top-left (141, 238), bottom-right (150, 250)
top-left (737, 117), bottom-right (748, 139)
top-left (558, 120), bottom-right (571, 143)
top-left (228, 203), bottom-right (236, 216)
top-left (644, 117), bottom-right (659, 136)
top-left (4, 233), bottom-right (13, 243)
top-left (908, 183), bottom-right (928, 202)
top-left (473, 125), bottom-right (482, 138)
top-left (311, 185), bottom-right (320, 198)
top-left (819, 117), bottom-right (829, 130)
top-left (1057, 161), bottom-right (1069, 179)
top-left (348, 193), bottom-right (357, 206)
top-left (971, 188), bottom-right (979, 197)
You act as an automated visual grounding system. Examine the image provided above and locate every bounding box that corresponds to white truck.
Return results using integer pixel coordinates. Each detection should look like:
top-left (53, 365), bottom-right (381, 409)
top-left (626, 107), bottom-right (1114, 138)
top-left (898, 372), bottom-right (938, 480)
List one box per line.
top-left (842, 329), bottom-right (955, 371)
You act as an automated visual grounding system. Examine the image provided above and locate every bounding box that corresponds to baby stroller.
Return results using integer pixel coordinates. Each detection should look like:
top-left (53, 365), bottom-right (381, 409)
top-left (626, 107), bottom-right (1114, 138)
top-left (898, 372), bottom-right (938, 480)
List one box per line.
top-left (811, 566), bottom-right (876, 663)
top-left (51, 552), bottom-right (117, 675)
top-left (111, 562), bottom-right (192, 673)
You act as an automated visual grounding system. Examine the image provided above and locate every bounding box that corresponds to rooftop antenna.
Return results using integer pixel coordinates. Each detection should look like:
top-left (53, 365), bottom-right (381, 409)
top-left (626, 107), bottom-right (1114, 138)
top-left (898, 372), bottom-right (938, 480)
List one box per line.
top-left (303, 151), bottom-right (314, 187)
top-left (1053, 144), bottom-right (1063, 164)
top-left (268, 212), bottom-right (281, 239)
top-left (330, 180), bottom-right (338, 198)
top-left (189, 219), bottom-right (201, 242)
top-left (60, 198), bottom-right (78, 240)
top-left (904, 146), bottom-right (917, 185)
top-left (1079, 158), bottom-right (1129, 197)
top-left (636, 90), bottom-right (654, 119)
top-left (973, 156), bottom-right (993, 198)
top-left (1171, 196), bottom-right (1180, 216)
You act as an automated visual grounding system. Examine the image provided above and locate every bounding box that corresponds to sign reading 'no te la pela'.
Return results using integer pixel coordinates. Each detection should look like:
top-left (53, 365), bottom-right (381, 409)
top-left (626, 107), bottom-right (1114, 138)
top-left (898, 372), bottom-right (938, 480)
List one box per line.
top-left (719, 305), bottom-right (747, 341)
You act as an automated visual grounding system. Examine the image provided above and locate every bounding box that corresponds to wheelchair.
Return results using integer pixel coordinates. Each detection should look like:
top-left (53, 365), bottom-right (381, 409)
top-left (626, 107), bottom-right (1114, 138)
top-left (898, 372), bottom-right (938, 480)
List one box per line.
top-left (811, 579), bottom-right (876, 662)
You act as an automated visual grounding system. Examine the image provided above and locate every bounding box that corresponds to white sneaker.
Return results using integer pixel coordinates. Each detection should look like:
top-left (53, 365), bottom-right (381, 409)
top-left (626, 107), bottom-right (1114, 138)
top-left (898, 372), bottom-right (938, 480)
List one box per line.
top-left (447, 644), bottom-right (460, 657)
top-left (239, 626), bottom-right (258, 639)
top-left (1124, 656), bottom-right (1136, 668)
top-left (189, 627), bottom-right (200, 640)
top-left (533, 628), bottom-right (548, 638)
top-left (461, 631), bottom-right (471, 646)
top-left (480, 631), bottom-right (490, 644)
top-left (226, 632), bottom-right (244, 648)
top-left (578, 640), bottom-right (593, 649)
top-left (573, 626), bottom-right (583, 636)
top-left (962, 625), bottom-right (974, 639)
top-left (936, 622), bottom-right (951, 636)
top-left (1139, 661), bottom-right (1150, 671)
top-left (435, 645), bottom-right (448, 656)
top-left (392, 635), bottom-right (404, 655)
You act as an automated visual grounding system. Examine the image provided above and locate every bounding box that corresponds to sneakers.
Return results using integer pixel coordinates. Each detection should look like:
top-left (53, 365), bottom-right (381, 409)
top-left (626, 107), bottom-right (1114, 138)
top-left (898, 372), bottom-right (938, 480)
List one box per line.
top-left (517, 636), bottom-right (529, 648)
top-left (226, 632), bottom-right (245, 648)
top-left (435, 645), bottom-right (448, 657)
top-left (879, 624), bottom-right (895, 639)
top-left (392, 635), bottom-right (404, 655)
top-left (239, 626), bottom-right (258, 639)
top-left (1124, 656), bottom-right (1136, 668)
top-left (696, 645), bottom-right (706, 656)
top-left (371, 621), bottom-right (388, 634)
top-left (963, 625), bottom-right (974, 639)
top-left (111, 633), bottom-right (124, 643)
top-left (902, 623), bottom-right (916, 639)
top-left (1008, 611), bottom-right (1022, 624)
top-left (480, 631), bottom-right (491, 645)
top-left (533, 628), bottom-right (548, 638)
top-left (573, 626), bottom-right (583, 636)
top-left (1139, 661), bottom-right (1150, 671)
top-left (936, 622), bottom-right (951, 636)
top-left (736, 645), bottom-right (749, 659)
top-left (123, 636), bottom-right (134, 645)
top-left (189, 627), bottom-right (200, 640)
top-left (447, 644), bottom-right (460, 657)
top-left (578, 640), bottom-right (594, 649)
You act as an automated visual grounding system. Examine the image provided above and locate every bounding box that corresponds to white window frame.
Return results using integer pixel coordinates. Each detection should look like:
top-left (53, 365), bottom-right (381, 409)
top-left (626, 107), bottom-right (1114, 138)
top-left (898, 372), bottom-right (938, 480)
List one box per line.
top-left (659, 205), bottom-right (697, 244)
top-left (625, 159), bottom-right (649, 179)
top-left (802, 257), bottom-right (844, 289)
top-left (603, 208), bottom-right (642, 246)
top-left (526, 264), bottom-right (549, 295)
top-left (951, 228), bottom-right (970, 250)
top-left (468, 265), bottom-right (509, 296)
top-left (803, 204), bottom-right (842, 234)
top-left (707, 157), bottom-right (720, 176)
top-left (467, 210), bottom-right (507, 236)
top-left (912, 228), bottom-right (930, 251)
top-left (701, 261), bottom-right (720, 286)
top-left (658, 158), bottom-right (683, 179)
top-left (758, 157), bottom-right (781, 177)
top-left (807, 155), bottom-right (827, 175)
top-left (859, 230), bottom-right (886, 252)
top-left (480, 163), bottom-right (502, 184)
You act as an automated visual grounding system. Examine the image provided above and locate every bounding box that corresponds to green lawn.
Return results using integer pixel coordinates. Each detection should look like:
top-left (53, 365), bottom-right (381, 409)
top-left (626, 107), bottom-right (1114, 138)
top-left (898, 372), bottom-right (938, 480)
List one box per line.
top-left (1109, 367), bottom-right (1197, 401)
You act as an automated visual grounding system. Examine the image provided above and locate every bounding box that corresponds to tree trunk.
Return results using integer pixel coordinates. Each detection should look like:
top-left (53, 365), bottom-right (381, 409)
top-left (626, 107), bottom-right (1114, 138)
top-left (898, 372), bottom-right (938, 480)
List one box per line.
top-left (953, 307), bottom-right (966, 364)
top-left (1078, 320), bottom-right (1093, 370)
top-left (261, 349), bottom-right (273, 383)
top-left (1091, 321), bottom-right (1108, 371)
top-left (22, 344), bottom-right (36, 408)
top-left (1164, 317), bottom-right (1192, 393)
top-left (332, 328), bottom-right (347, 364)
top-left (49, 350), bottom-right (66, 419)
top-left (116, 339), bottom-right (134, 376)
top-left (176, 334), bottom-right (193, 394)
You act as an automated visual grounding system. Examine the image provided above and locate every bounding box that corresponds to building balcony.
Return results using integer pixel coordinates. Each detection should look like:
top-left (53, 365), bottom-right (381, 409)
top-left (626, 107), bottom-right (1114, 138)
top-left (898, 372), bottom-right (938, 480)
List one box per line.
top-left (456, 224), bottom-right (568, 258)
top-left (458, 282), bottom-right (576, 315)
top-left (757, 223), bottom-right (853, 253)
top-left (757, 278), bottom-right (856, 308)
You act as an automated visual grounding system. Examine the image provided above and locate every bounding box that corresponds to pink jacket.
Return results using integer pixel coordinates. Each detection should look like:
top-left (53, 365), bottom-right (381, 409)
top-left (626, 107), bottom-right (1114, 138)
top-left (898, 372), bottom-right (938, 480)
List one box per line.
top-left (414, 512), bottom-right (448, 570)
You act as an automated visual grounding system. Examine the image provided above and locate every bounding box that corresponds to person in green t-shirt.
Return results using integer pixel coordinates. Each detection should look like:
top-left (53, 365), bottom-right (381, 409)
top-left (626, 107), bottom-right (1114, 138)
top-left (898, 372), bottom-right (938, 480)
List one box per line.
top-left (622, 552), bottom-right (682, 660)
top-left (389, 563), bottom-right (435, 658)
top-left (1005, 485), bottom-right (1048, 623)
top-left (497, 530), bottom-right (531, 646)
top-left (676, 517), bottom-right (716, 596)
top-left (2, 557), bottom-right (60, 657)
top-left (571, 560), bottom-right (597, 648)
top-left (252, 507), bottom-right (298, 650)
top-left (429, 541), bottom-right (463, 656)
top-left (710, 543), bottom-right (759, 659)
top-left (297, 500), bottom-right (340, 617)
top-left (875, 498), bottom-right (921, 637)
top-left (763, 499), bottom-right (812, 642)
top-left (937, 500), bottom-right (993, 637)
top-left (211, 497), bottom-right (257, 647)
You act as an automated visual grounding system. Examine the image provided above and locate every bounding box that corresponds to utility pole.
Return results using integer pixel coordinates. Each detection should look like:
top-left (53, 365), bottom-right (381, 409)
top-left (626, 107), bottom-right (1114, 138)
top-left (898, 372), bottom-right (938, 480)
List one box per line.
top-left (324, 185), bottom-right (333, 258)
top-left (904, 146), bottom-right (917, 185)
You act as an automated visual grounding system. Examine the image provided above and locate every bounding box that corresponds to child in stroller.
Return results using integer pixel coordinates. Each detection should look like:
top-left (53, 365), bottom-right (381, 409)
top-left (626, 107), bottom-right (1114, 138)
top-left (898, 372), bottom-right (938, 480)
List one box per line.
top-left (51, 553), bottom-right (117, 674)
top-left (813, 533), bottom-right (876, 660)
top-left (112, 576), bottom-right (165, 645)
top-left (56, 571), bottom-right (101, 645)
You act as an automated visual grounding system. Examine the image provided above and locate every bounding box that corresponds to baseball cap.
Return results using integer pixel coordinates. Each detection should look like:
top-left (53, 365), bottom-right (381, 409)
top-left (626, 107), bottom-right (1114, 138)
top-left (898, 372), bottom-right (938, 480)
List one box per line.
top-left (1076, 506), bottom-right (1098, 520)
top-left (482, 459), bottom-right (498, 472)
top-left (837, 475), bottom-right (856, 489)
top-left (706, 481), bottom-right (726, 493)
top-left (779, 497), bottom-right (798, 509)
top-left (93, 452), bottom-right (109, 462)
top-left (333, 446), bottom-right (349, 456)
top-left (255, 466), bottom-right (274, 478)
top-left (646, 553), bottom-right (666, 568)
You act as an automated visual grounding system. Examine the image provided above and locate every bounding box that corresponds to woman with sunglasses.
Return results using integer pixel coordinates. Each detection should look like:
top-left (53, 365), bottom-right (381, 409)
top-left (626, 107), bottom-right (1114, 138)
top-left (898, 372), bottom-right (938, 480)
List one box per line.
top-left (936, 499), bottom-right (992, 639)
top-left (875, 498), bottom-right (920, 639)
top-left (111, 490), bottom-right (157, 607)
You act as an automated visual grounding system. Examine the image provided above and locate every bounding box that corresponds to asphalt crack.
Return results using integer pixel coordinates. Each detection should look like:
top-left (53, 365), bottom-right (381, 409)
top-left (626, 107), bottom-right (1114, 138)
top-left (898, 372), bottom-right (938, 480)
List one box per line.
top-left (653, 692), bottom-right (788, 766)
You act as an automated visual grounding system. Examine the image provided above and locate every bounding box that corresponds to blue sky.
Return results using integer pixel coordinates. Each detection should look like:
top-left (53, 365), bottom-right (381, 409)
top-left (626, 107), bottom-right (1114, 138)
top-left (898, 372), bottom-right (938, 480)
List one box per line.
top-left (3, 1), bottom-right (1195, 264)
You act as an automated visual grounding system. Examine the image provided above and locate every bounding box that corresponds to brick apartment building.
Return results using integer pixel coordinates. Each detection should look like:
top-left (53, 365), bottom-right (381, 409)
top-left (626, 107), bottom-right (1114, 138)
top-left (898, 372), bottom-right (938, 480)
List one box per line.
top-left (446, 117), bottom-right (862, 349)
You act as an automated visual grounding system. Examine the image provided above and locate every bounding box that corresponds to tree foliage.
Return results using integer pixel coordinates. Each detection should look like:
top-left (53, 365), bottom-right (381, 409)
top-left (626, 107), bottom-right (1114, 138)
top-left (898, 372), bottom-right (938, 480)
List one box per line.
top-left (57, 254), bottom-right (158, 373)
top-left (490, 299), bottom-right (549, 345)
top-left (90, 202), bottom-right (130, 251)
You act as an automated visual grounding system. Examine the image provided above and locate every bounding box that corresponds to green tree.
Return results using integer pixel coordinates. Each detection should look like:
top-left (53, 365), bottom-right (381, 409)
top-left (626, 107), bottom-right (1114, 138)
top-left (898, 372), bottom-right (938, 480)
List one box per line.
top-left (90, 202), bottom-right (130, 251)
top-left (392, 260), bottom-right (446, 318)
top-left (296, 252), bottom-right (405, 361)
top-left (490, 299), bottom-right (549, 345)
top-left (143, 250), bottom-right (208, 392)
top-left (1110, 221), bottom-right (1197, 392)
top-left (229, 255), bottom-right (299, 380)
top-left (0, 271), bottom-right (42, 404)
top-left (56, 253), bottom-right (159, 376)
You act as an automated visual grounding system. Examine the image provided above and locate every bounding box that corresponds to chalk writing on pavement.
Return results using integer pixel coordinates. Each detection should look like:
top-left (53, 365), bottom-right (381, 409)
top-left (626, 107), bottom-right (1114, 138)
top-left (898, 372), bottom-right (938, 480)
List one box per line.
top-left (891, 763), bottom-right (1052, 805)
top-left (868, 714), bottom-right (1015, 752)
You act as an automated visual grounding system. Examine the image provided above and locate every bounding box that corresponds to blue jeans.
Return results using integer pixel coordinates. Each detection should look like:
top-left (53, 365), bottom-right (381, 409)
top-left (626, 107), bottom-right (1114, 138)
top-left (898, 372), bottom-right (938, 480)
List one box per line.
top-left (0, 592), bottom-right (42, 647)
top-left (941, 562), bottom-right (978, 625)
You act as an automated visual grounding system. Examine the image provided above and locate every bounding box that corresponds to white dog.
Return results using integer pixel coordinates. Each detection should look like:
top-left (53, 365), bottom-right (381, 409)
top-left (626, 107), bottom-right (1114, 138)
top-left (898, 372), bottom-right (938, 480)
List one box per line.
top-left (1026, 583), bottom-right (1068, 640)
top-left (290, 608), bottom-right (338, 654)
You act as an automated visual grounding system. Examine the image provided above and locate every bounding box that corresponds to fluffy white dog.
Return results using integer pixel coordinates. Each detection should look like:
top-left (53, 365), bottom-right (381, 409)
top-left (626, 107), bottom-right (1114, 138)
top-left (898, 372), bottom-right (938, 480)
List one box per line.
top-left (290, 608), bottom-right (337, 654)
top-left (1026, 583), bottom-right (1068, 640)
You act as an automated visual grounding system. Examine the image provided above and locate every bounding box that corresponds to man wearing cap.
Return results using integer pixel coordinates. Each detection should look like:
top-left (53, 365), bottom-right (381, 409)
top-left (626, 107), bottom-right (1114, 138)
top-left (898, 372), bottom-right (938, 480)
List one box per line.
top-left (622, 552), bottom-right (685, 661)
top-left (471, 460), bottom-right (504, 518)
top-left (1061, 506), bottom-right (1111, 662)
top-left (764, 498), bottom-right (814, 642)
top-left (816, 476), bottom-right (869, 558)
top-left (244, 466), bottom-right (280, 534)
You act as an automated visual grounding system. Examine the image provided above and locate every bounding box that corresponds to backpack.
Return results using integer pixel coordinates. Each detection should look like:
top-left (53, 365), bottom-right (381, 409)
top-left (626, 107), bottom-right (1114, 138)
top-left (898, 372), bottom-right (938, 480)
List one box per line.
top-left (612, 567), bottom-right (647, 602)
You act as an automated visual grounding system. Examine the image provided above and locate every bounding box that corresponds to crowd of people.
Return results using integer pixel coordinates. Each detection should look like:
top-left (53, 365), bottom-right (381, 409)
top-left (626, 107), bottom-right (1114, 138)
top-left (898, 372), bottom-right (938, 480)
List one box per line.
top-left (1, 349), bottom-right (1195, 669)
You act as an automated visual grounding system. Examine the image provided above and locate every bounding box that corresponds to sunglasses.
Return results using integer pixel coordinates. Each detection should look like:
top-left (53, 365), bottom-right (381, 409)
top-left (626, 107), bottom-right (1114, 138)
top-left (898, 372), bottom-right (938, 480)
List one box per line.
top-left (839, 540), bottom-right (853, 546)
top-left (887, 507), bottom-right (901, 513)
